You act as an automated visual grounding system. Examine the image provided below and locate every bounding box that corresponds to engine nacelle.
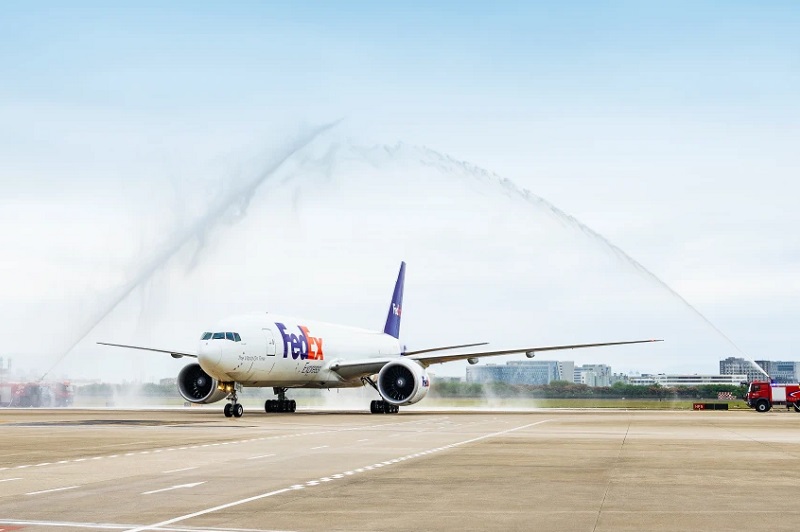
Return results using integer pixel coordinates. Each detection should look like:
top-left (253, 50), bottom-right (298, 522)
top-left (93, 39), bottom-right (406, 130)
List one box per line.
top-left (177, 364), bottom-right (229, 404)
top-left (377, 358), bottom-right (430, 406)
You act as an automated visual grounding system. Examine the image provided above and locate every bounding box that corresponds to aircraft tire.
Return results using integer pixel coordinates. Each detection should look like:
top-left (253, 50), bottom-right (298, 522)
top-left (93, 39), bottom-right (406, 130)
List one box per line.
top-left (224, 403), bottom-right (233, 417)
top-left (290, 400), bottom-right (297, 412)
top-left (234, 404), bottom-right (244, 418)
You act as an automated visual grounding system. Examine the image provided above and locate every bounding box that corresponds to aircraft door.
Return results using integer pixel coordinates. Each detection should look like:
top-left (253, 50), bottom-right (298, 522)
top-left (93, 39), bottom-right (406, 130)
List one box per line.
top-left (262, 328), bottom-right (277, 374)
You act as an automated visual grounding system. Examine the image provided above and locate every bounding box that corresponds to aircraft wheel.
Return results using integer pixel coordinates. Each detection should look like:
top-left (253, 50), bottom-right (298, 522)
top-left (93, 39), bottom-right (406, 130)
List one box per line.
top-left (224, 403), bottom-right (233, 418)
top-left (234, 404), bottom-right (244, 418)
top-left (290, 400), bottom-right (297, 412)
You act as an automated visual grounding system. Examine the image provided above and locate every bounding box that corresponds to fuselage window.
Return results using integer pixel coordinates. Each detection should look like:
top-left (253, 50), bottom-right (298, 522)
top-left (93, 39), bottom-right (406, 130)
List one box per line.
top-left (201, 332), bottom-right (212, 340)
top-left (212, 332), bottom-right (225, 340)
top-left (225, 332), bottom-right (235, 341)
top-left (233, 333), bottom-right (241, 342)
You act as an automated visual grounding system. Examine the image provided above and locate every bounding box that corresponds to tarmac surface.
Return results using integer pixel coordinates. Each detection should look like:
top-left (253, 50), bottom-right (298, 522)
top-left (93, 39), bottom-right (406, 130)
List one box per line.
top-left (1, 407), bottom-right (800, 531)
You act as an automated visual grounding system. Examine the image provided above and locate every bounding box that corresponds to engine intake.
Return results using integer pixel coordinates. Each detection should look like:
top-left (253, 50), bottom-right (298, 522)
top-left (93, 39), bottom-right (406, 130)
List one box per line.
top-left (178, 363), bottom-right (229, 404)
top-left (377, 358), bottom-right (430, 406)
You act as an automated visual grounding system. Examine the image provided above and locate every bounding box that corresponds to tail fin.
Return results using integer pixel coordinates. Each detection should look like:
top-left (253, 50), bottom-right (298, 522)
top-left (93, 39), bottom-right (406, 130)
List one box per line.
top-left (383, 261), bottom-right (406, 339)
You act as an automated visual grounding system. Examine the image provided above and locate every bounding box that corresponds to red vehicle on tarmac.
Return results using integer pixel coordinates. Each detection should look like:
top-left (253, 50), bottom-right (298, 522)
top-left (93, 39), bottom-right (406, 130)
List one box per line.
top-left (745, 381), bottom-right (800, 412)
top-left (0, 381), bottom-right (73, 407)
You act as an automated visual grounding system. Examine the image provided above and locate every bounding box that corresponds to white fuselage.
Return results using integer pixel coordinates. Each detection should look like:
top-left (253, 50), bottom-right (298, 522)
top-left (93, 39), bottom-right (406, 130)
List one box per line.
top-left (197, 313), bottom-right (401, 388)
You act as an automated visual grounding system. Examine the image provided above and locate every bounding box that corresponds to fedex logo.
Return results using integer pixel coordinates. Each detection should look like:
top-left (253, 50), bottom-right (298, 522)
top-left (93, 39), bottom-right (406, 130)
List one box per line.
top-left (276, 322), bottom-right (324, 360)
top-left (392, 303), bottom-right (402, 317)
top-left (421, 376), bottom-right (430, 388)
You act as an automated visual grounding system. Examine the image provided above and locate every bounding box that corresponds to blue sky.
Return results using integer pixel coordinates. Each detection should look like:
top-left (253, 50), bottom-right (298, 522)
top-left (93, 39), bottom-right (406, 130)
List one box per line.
top-left (1, 1), bottom-right (798, 380)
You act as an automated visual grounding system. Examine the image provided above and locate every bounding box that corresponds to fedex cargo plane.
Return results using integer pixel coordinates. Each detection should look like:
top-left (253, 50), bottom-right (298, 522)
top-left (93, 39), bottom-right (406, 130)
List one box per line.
top-left (100, 262), bottom-right (660, 417)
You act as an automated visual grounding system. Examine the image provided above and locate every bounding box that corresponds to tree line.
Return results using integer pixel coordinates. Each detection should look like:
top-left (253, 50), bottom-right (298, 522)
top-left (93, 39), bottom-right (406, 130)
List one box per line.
top-left (430, 380), bottom-right (747, 400)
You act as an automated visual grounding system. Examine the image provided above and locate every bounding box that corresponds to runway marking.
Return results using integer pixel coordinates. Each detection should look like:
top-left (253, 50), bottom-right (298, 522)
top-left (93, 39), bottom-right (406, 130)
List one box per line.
top-left (142, 482), bottom-right (206, 495)
top-left (26, 485), bottom-right (80, 496)
top-left (0, 518), bottom-right (295, 531)
top-left (310, 445), bottom-right (328, 450)
top-left (162, 467), bottom-right (197, 474)
top-left (1, 418), bottom-right (443, 474)
top-left (357, 438), bottom-right (369, 442)
top-left (246, 454), bottom-right (276, 460)
top-left (0, 478), bottom-right (22, 483)
top-left (124, 419), bottom-right (551, 532)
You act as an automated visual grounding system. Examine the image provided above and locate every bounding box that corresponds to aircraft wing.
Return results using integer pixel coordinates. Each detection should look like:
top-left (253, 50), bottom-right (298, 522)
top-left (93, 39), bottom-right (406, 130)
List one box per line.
top-left (406, 339), bottom-right (662, 367)
top-left (97, 342), bottom-right (198, 359)
top-left (329, 339), bottom-right (661, 380)
top-left (328, 359), bottom-right (394, 381)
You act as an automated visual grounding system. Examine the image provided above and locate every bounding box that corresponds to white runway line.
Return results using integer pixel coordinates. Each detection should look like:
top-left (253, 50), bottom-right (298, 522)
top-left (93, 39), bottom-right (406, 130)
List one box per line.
top-left (0, 518), bottom-right (296, 531)
top-left (310, 445), bottom-right (328, 450)
top-left (25, 485), bottom-right (80, 496)
top-left (246, 454), bottom-right (276, 460)
top-left (125, 419), bottom-right (552, 532)
top-left (0, 478), bottom-right (22, 483)
top-left (162, 467), bottom-right (197, 474)
top-left (142, 482), bottom-right (206, 495)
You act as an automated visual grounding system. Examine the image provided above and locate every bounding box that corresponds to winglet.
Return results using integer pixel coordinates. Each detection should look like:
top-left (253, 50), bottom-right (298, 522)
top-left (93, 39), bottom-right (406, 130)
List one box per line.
top-left (383, 261), bottom-right (406, 339)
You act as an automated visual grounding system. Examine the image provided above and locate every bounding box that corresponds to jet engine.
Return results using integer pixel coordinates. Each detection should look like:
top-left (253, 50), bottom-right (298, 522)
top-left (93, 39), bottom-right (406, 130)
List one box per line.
top-left (377, 358), bottom-right (430, 406)
top-left (177, 364), bottom-right (229, 404)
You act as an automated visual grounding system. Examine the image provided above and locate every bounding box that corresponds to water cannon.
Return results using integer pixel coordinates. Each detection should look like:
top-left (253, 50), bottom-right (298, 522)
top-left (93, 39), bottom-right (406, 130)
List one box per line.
top-left (525, 351), bottom-right (536, 359)
top-left (467, 358), bottom-right (479, 365)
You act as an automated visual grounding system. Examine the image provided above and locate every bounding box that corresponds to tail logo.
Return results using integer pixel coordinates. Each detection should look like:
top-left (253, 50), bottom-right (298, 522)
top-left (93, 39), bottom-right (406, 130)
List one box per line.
top-left (392, 303), bottom-right (402, 317)
top-left (275, 322), bottom-right (324, 360)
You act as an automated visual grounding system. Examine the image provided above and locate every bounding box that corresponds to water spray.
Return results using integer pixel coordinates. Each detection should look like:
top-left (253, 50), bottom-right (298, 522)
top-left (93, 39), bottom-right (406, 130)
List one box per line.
top-left (412, 144), bottom-right (768, 377)
top-left (38, 120), bottom-right (341, 381)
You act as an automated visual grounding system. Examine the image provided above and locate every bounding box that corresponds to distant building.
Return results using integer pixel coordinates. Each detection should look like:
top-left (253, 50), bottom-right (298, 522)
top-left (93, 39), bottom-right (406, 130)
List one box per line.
top-left (720, 357), bottom-right (764, 382)
top-left (629, 374), bottom-right (747, 386)
top-left (574, 364), bottom-right (612, 387)
top-left (466, 360), bottom-right (572, 386)
top-left (754, 360), bottom-right (799, 384)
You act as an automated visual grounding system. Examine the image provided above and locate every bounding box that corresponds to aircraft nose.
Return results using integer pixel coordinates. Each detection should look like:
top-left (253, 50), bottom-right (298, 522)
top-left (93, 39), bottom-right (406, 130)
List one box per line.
top-left (198, 341), bottom-right (222, 370)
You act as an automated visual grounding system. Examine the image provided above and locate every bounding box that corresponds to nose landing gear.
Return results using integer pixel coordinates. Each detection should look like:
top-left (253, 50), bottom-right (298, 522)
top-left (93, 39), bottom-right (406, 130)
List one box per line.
top-left (223, 387), bottom-right (244, 418)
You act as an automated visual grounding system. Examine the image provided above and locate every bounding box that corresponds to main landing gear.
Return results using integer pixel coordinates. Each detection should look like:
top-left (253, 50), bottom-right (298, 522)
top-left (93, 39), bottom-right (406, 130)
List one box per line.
top-left (265, 387), bottom-right (296, 413)
top-left (370, 400), bottom-right (399, 414)
top-left (360, 376), bottom-right (399, 414)
top-left (224, 389), bottom-right (244, 418)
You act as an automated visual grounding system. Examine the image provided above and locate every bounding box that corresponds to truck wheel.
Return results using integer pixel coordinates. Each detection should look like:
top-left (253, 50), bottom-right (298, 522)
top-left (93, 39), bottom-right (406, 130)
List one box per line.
top-left (755, 400), bottom-right (770, 413)
top-left (793, 403), bottom-right (800, 413)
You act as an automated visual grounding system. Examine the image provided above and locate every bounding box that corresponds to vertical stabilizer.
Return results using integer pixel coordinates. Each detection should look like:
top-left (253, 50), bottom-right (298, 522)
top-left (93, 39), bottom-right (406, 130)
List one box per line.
top-left (383, 262), bottom-right (406, 338)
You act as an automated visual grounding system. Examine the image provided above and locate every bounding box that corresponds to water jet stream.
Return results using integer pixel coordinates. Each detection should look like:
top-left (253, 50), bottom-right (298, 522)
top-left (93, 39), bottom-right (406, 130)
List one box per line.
top-left (38, 120), bottom-right (341, 380)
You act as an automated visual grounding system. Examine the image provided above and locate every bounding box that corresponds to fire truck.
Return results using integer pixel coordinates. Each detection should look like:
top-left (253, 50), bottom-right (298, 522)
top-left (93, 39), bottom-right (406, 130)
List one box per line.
top-left (0, 381), bottom-right (74, 407)
top-left (745, 381), bottom-right (800, 412)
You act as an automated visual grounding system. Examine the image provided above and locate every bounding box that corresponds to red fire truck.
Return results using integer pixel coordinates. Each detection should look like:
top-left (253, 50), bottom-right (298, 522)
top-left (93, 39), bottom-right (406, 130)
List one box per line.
top-left (0, 381), bottom-right (74, 407)
top-left (745, 381), bottom-right (800, 412)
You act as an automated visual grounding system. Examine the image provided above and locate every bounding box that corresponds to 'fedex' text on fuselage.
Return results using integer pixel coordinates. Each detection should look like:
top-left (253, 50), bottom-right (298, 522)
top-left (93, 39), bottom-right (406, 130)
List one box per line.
top-left (275, 322), bottom-right (324, 360)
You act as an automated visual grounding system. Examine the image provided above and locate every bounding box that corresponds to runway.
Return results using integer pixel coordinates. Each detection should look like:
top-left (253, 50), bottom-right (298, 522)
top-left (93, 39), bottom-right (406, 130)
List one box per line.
top-left (1, 408), bottom-right (800, 531)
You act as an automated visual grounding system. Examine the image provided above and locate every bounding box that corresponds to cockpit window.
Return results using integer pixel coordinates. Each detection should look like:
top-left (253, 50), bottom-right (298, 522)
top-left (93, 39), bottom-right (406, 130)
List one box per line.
top-left (234, 333), bottom-right (241, 342)
top-left (225, 332), bottom-right (234, 341)
top-left (201, 332), bottom-right (212, 340)
top-left (212, 332), bottom-right (225, 340)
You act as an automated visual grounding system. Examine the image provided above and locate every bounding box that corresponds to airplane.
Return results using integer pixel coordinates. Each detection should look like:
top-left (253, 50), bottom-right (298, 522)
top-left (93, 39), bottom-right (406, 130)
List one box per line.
top-left (99, 262), bottom-right (662, 417)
